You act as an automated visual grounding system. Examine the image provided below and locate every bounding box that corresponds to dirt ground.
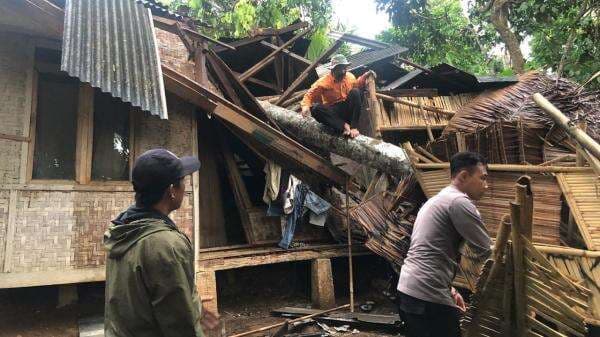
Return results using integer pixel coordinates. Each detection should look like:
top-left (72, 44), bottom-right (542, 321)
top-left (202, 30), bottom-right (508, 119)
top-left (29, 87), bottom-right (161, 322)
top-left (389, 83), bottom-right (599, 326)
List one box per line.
top-left (0, 256), bottom-right (403, 337)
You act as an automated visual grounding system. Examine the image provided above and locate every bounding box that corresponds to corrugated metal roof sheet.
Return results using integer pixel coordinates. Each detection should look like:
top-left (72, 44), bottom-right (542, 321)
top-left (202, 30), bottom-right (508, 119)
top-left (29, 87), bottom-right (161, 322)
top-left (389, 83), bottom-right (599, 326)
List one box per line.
top-left (61, 0), bottom-right (168, 118)
top-left (137, 0), bottom-right (183, 20)
top-left (316, 44), bottom-right (407, 77)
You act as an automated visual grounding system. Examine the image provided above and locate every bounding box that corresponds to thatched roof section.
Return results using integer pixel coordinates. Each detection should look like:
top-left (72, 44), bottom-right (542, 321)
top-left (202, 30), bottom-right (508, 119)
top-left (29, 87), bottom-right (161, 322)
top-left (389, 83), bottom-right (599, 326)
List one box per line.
top-left (443, 72), bottom-right (600, 141)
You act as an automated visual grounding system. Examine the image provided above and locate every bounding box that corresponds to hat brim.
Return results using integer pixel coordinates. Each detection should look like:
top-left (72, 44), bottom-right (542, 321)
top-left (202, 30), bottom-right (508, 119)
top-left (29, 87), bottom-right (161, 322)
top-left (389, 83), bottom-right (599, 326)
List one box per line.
top-left (330, 62), bottom-right (351, 69)
top-left (180, 156), bottom-right (201, 177)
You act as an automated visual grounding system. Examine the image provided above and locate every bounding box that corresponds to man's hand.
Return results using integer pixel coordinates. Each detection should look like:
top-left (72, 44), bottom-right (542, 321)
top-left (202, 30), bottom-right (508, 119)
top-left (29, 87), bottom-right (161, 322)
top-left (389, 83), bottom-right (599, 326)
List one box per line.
top-left (301, 106), bottom-right (310, 118)
top-left (349, 128), bottom-right (360, 138)
top-left (451, 287), bottom-right (466, 312)
top-left (366, 70), bottom-right (377, 79)
top-left (200, 305), bottom-right (220, 330)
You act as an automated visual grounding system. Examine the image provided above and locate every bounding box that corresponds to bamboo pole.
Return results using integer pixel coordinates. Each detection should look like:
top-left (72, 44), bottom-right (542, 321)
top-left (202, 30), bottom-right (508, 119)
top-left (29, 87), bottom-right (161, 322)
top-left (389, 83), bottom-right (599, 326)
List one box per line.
top-left (534, 245), bottom-right (600, 257)
top-left (510, 201), bottom-right (526, 336)
top-left (415, 145), bottom-right (443, 163)
top-left (376, 93), bottom-right (455, 116)
top-left (414, 162), bottom-right (593, 173)
top-left (346, 179), bottom-right (355, 313)
top-left (533, 93), bottom-right (600, 161)
top-left (538, 154), bottom-right (576, 166)
top-left (228, 304), bottom-right (350, 337)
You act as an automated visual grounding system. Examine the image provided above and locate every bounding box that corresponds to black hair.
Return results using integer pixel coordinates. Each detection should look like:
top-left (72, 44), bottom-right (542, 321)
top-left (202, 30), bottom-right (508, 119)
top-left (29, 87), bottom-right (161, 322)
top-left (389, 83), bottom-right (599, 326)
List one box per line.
top-left (134, 177), bottom-right (184, 208)
top-left (450, 152), bottom-right (487, 178)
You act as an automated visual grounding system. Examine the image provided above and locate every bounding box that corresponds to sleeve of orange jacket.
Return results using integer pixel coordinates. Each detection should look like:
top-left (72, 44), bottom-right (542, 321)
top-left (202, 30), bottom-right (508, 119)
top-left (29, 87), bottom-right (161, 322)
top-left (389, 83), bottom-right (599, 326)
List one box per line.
top-left (301, 78), bottom-right (325, 109)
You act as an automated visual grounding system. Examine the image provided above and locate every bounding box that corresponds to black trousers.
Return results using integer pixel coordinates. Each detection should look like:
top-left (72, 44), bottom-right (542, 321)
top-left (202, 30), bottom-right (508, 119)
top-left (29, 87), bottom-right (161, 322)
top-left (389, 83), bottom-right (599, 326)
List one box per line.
top-left (397, 292), bottom-right (462, 337)
top-left (310, 88), bottom-right (362, 133)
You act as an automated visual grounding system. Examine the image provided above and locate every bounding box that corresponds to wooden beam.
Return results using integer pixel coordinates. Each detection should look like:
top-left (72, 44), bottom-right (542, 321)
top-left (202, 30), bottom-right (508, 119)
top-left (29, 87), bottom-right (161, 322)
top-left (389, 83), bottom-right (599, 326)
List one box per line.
top-left (414, 163), bottom-right (594, 173)
top-left (260, 41), bottom-right (311, 66)
top-left (275, 38), bottom-right (343, 105)
top-left (251, 21), bottom-right (309, 36)
top-left (2, 190), bottom-right (18, 273)
top-left (219, 132), bottom-right (256, 243)
top-left (378, 88), bottom-right (438, 97)
top-left (328, 31), bottom-right (389, 49)
top-left (206, 54), bottom-right (244, 107)
top-left (231, 71), bottom-right (280, 93)
top-left (0, 133), bottom-right (29, 142)
top-left (0, 267), bottom-right (105, 288)
top-left (238, 28), bottom-right (310, 83)
top-left (397, 57), bottom-right (432, 74)
top-left (161, 65), bottom-right (348, 187)
top-left (75, 84), bottom-right (94, 184)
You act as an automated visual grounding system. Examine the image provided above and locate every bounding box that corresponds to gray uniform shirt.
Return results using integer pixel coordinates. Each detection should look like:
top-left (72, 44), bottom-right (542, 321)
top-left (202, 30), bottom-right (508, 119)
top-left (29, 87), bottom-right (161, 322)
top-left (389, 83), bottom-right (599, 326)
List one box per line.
top-left (397, 185), bottom-right (491, 307)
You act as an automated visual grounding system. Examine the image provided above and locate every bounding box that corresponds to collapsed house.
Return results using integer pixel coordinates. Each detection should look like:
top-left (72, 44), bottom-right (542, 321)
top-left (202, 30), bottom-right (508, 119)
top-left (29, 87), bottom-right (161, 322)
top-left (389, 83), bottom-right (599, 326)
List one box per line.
top-left (1, 0), bottom-right (600, 336)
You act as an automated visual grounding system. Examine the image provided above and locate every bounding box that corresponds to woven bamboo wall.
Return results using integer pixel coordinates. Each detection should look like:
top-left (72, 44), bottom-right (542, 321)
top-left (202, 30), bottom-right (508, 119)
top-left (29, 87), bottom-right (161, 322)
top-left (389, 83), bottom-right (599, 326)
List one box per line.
top-left (3, 190), bottom-right (193, 273)
top-left (0, 32), bottom-right (32, 185)
top-left (415, 170), bottom-right (562, 245)
top-left (0, 32), bottom-right (199, 280)
top-left (378, 94), bottom-right (476, 129)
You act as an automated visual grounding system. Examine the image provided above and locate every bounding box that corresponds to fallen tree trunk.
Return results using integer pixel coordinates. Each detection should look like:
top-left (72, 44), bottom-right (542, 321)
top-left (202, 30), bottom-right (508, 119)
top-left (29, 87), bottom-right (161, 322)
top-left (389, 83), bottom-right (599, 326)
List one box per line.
top-left (260, 101), bottom-right (412, 177)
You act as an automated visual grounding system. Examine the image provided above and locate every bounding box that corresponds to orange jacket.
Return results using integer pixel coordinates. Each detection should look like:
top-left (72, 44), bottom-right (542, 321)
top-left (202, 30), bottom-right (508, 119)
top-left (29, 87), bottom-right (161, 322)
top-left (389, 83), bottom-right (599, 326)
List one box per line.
top-left (301, 72), bottom-right (368, 109)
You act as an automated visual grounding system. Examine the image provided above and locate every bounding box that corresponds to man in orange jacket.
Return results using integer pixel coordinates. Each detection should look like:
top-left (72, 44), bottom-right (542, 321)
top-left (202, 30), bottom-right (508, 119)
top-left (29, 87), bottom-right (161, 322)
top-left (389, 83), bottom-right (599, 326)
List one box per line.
top-left (301, 54), bottom-right (375, 138)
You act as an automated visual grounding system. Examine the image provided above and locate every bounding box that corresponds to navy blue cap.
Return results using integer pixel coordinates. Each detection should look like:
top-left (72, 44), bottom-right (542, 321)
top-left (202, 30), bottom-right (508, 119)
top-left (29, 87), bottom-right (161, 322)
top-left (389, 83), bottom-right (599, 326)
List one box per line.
top-left (132, 149), bottom-right (200, 192)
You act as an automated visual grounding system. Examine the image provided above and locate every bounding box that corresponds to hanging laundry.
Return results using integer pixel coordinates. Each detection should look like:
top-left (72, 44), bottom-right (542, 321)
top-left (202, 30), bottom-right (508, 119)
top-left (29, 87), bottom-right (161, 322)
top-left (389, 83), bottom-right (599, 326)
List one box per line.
top-left (304, 191), bottom-right (331, 227)
top-left (262, 161), bottom-right (282, 204)
top-left (279, 183), bottom-right (309, 249)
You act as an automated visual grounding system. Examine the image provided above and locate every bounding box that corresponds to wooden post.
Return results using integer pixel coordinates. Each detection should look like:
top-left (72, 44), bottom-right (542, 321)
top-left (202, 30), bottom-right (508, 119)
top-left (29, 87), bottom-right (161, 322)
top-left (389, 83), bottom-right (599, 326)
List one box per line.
top-left (197, 270), bottom-right (218, 314)
top-left (511, 176), bottom-right (533, 336)
top-left (274, 38), bottom-right (343, 106)
top-left (311, 258), bottom-right (336, 309)
top-left (366, 75), bottom-right (381, 138)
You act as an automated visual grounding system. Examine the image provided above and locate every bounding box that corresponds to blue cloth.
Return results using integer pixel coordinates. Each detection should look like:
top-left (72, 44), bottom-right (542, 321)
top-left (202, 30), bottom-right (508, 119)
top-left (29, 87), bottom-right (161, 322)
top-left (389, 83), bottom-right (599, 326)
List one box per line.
top-left (278, 184), bottom-right (309, 249)
top-left (304, 191), bottom-right (331, 227)
top-left (266, 202), bottom-right (284, 216)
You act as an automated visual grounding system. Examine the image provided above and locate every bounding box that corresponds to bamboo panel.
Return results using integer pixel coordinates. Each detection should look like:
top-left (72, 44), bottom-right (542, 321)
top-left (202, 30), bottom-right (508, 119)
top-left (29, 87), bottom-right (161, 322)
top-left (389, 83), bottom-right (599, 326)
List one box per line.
top-left (415, 170), bottom-right (562, 245)
top-left (556, 172), bottom-right (600, 250)
top-left (379, 94), bottom-right (475, 129)
top-left (350, 193), bottom-right (413, 268)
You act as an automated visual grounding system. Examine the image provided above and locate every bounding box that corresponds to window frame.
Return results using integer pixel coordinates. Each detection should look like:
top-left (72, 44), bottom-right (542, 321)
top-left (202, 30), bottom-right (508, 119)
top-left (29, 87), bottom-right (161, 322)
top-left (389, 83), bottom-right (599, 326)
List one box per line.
top-left (27, 47), bottom-right (136, 185)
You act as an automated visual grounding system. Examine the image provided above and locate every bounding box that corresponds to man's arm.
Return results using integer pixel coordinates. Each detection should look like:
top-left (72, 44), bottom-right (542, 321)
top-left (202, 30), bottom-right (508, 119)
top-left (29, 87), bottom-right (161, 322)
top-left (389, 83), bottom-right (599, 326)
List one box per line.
top-left (449, 197), bottom-right (492, 253)
top-left (355, 71), bottom-right (376, 89)
top-left (141, 232), bottom-right (203, 337)
top-left (300, 81), bottom-right (324, 116)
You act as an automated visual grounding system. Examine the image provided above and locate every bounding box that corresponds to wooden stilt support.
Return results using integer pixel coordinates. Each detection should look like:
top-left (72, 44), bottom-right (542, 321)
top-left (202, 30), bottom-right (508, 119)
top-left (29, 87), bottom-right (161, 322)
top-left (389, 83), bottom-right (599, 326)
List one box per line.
top-left (197, 270), bottom-right (218, 314)
top-left (311, 258), bottom-right (335, 309)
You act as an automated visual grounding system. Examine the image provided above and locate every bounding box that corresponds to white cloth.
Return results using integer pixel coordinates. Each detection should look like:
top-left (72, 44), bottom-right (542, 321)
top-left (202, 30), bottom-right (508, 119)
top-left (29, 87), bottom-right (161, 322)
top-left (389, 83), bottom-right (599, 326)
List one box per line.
top-left (262, 161), bottom-right (281, 204)
top-left (283, 175), bottom-right (301, 214)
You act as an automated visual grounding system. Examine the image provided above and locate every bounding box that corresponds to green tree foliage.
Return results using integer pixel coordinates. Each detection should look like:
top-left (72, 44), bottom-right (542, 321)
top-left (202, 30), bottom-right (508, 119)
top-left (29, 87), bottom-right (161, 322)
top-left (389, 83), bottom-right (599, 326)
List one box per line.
top-left (376, 0), bottom-right (501, 75)
top-left (160, 0), bottom-right (333, 60)
top-left (470, 0), bottom-right (598, 85)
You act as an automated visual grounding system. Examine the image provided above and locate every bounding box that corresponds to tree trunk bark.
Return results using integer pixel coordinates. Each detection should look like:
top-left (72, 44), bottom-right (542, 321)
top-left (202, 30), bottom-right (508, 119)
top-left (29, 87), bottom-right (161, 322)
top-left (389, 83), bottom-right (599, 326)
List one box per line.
top-left (260, 101), bottom-right (412, 177)
top-left (490, 0), bottom-right (525, 74)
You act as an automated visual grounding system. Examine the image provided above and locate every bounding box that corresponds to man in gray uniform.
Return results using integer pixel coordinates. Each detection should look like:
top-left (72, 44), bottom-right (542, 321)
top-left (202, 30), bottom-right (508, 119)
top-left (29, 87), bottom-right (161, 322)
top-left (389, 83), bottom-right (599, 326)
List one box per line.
top-left (397, 152), bottom-right (491, 337)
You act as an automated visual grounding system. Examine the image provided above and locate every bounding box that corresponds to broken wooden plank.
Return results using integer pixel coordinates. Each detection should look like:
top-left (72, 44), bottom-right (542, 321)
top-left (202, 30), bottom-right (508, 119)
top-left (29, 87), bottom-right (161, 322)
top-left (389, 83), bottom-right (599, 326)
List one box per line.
top-left (260, 41), bottom-right (311, 66)
top-left (239, 29), bottom-right (311, 83)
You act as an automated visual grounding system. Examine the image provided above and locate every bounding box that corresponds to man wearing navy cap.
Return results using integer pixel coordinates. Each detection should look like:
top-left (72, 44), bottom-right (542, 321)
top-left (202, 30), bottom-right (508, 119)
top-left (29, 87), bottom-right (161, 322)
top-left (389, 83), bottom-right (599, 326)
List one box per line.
top-left (104, 149), bottom-right (218, 337)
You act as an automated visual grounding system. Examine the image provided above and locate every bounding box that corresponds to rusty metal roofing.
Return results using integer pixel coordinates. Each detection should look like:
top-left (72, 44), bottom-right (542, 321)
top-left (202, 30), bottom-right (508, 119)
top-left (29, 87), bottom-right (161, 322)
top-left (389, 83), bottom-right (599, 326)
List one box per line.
top-left (61, 0), bottom-right (168, 118)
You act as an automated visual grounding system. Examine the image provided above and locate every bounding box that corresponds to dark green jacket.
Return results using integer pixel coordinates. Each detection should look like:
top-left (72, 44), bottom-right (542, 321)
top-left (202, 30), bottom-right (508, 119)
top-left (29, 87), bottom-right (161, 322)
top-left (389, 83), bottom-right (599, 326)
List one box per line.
top-left (104, 206), bottom-right (203, 337)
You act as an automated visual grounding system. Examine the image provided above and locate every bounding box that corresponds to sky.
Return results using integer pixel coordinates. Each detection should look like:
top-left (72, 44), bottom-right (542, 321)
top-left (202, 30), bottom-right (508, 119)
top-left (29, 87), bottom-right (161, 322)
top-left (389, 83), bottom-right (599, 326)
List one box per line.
top-left (330, 0), bottom-right (391, 39)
